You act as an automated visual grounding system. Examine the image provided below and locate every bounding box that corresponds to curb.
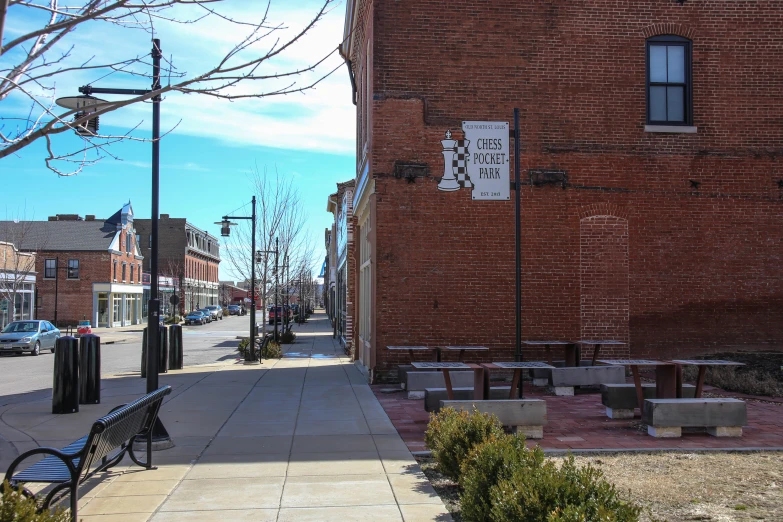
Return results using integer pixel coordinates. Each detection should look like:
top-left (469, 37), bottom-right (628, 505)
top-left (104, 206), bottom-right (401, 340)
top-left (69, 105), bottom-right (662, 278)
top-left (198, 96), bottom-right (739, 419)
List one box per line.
top-left (410, 447), bottom-right (783, 457)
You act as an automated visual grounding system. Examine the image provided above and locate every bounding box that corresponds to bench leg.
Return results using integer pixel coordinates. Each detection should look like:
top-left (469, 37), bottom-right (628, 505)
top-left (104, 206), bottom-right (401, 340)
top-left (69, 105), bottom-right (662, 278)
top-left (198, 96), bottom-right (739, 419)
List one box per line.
top-left (647, 425), bottom-right (681, 438)
top-left (69, 482), bottom-right (78, 522)
top-left (605, 407), bottom-right (635, 419)
top-left (707, 426), bottom-right (742, 437)
top-left (513, 426), bottom-right (543, 439)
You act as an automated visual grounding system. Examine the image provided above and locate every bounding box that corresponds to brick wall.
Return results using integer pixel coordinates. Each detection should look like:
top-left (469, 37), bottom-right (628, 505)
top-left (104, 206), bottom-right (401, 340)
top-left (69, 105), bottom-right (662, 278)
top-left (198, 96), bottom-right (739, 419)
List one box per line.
top-left (36, 251), bottom-right (109, 325)
top-left (350, 0), bottom-right (783, 379)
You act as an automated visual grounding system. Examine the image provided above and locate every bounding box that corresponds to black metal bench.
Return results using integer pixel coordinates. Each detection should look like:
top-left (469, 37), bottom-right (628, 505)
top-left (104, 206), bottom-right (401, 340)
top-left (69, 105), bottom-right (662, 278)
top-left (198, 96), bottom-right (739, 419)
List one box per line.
top-left (3, 385), bottom-right (172, 521)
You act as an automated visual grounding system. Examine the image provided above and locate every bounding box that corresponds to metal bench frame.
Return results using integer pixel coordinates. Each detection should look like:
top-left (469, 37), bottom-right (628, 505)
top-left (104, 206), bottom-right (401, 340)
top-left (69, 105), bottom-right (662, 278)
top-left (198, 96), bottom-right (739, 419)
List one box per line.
top-left (3, 385), bottom-right (172, 522)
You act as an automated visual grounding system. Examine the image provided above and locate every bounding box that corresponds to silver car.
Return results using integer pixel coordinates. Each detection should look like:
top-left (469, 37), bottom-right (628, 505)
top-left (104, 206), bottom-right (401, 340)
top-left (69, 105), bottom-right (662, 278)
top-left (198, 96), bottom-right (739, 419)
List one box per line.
top-left (0, 320), bottom-right (60, 356)
top-left (205, 305), bottom-right (223, 320)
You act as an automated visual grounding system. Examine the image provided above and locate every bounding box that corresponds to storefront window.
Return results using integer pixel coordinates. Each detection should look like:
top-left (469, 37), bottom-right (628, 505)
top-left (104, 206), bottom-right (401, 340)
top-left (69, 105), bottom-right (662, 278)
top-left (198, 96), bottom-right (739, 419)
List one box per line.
top-left (124, 295), bottom-right (132, 323)
top-left (98, 293), bottom-right (108, 327)
top-left (112, 295), bottom-right (121, 325)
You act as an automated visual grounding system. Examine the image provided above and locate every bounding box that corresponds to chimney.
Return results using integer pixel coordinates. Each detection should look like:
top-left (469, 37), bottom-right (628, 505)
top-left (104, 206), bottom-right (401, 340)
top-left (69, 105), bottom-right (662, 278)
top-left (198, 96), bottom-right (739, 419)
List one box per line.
top-left (56, 214), bottom-right (82, 221)
top-left (85, 215), bottom-right (96, 221)
top-left (48, 216), bottom-right (58, 221)
top-left (160, 214), bottom-right (169, 219)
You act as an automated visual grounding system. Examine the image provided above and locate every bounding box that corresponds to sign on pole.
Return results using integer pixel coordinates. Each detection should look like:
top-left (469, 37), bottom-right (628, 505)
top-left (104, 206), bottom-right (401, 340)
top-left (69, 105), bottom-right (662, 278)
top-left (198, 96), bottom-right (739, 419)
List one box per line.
top-left (438, 121), bottom-right (510, 201)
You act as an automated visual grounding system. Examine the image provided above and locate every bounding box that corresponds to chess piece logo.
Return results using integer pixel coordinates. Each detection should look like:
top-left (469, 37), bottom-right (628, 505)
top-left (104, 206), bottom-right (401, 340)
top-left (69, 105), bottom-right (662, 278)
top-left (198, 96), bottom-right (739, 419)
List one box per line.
top-left (438, 130), bottom-right (471, 192)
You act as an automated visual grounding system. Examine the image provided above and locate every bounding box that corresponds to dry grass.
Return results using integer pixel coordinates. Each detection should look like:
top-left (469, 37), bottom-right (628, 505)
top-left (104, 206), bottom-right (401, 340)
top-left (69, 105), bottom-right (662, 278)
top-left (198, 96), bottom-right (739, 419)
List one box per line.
top-left (684, 366), bottom-right (783, 398)
top-left (418, 452), bottom-right (783, 522)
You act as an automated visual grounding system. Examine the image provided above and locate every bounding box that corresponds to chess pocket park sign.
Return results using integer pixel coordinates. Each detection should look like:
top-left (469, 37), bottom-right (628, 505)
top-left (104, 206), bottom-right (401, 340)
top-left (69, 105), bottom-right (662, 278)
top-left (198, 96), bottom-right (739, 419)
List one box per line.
top-left (438, 121), bottom-right (510, 201)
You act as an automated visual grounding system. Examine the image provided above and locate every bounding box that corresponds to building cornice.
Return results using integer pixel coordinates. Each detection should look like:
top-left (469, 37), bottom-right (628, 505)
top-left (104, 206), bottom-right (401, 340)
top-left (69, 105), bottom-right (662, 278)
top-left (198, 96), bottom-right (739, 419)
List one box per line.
top-left (340, 0), bottom-right (358, 60)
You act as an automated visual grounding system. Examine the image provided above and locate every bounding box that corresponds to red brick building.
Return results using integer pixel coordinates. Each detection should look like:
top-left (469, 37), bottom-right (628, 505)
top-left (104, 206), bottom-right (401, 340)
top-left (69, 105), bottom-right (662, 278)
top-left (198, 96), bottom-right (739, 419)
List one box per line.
top-left (326, 180), bottom-right (357, 356)
top-left (340, 0), bottom-right (783, 381)
top-left (135, 216), bottom-right (220, 314)
top-left (0, 203), bottom-right (145, 328)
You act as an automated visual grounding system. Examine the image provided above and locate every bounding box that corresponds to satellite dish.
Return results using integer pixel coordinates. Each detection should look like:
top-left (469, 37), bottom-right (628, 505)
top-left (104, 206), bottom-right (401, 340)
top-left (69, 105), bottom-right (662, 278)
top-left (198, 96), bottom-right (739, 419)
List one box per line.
top-left (55, 96), bottom-right (110, 136)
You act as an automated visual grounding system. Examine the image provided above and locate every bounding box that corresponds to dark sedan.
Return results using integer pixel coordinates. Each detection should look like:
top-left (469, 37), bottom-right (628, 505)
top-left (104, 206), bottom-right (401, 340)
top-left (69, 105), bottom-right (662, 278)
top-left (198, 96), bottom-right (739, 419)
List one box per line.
top-left (0, 320), bottom-right (60, 356)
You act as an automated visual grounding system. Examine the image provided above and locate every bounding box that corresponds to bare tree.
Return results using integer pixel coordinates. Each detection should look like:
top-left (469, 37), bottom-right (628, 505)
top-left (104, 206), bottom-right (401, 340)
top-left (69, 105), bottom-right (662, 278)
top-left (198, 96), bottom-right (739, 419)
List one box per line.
top-left (1, 0), bottom-right (341, 175)
top-left (222, 167), bottom-right (308, 333)
top-left (161, 257), bottom-right (184, 314)
top-left (0, 215), bottom-right (40, 327)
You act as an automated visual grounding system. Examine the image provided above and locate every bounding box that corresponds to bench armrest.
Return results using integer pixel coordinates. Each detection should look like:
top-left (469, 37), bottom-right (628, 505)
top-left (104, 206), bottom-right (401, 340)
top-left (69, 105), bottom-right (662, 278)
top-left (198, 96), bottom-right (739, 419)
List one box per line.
top-left (4, 447), bottom-right (80, 483)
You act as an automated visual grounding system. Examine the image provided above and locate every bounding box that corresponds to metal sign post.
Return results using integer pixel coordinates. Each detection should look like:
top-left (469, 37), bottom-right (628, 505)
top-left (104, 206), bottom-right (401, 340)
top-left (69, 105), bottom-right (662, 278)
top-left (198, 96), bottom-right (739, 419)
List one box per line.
top-left (437, 110), bottom-right (523, 394)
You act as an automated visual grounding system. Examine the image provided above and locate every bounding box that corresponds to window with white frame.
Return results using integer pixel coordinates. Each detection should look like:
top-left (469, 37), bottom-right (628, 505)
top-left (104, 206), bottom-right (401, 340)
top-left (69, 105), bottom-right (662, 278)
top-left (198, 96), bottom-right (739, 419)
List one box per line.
top-left (358, 214), bottom-right (372, 344)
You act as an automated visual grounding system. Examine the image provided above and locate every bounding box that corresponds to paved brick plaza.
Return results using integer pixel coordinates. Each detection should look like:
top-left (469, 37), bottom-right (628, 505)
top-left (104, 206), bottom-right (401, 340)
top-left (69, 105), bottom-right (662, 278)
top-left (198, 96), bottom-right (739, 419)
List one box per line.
top-left (374, 381), bottom-right (783, 453)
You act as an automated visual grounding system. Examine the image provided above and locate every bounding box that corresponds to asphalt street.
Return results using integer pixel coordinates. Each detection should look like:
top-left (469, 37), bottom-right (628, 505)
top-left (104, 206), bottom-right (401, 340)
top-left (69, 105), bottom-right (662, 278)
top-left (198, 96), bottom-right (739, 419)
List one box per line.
top-left (0, 315), bottom-right (261, 405)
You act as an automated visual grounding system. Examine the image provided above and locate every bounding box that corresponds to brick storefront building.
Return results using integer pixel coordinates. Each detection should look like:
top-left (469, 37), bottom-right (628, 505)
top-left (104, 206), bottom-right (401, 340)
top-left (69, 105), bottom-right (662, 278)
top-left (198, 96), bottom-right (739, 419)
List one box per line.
top-left (135, 216), bottom-right (220, 314)
top-left (0, 203), bottom-right (145, 328)
top-left (326, 180), bottom-right (357, 356)
top-left (340, 0), bottom-right (783, 381)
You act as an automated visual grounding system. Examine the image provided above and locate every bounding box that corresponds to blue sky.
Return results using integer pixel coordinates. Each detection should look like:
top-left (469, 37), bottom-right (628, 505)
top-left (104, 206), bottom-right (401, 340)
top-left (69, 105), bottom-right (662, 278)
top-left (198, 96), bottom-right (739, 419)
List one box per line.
top-left (1, 1), bottom-right (355, 281)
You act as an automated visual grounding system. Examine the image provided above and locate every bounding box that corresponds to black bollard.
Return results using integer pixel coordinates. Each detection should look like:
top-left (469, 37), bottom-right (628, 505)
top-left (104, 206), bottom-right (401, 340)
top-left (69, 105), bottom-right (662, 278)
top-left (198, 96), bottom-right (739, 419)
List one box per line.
top-left (141, 327), bottom-right (148, 378)
top-left (78, 334), bottom-right (101, 404)
top-left (142, 326), bottom-right (168, 375)
top-left (168, 324), bottom-right (183, 370)
top-left (159, 325), bottom-right (168, 373)
top-left (52, 336), bottom-right (79, 414)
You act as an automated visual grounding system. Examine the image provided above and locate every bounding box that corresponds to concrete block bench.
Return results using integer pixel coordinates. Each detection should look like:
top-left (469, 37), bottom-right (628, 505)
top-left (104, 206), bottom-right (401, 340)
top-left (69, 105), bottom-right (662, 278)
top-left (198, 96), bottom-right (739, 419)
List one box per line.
top-left (439, 399), bottom-right (547, 439)
top-left (398, 365), bottom-right (414, 388)
top-left (642, 398), bottom-right (747, 438)
top-left (549, 365), bottom-right (625, 396)
top-left (529, 360), bottom-right (593, 387)
top-left (406, 370), bottom-right (474, 399)
top-left (424, 386), bottom-right (511, 413)
top-left (601, 383), bottom-right (696, 419)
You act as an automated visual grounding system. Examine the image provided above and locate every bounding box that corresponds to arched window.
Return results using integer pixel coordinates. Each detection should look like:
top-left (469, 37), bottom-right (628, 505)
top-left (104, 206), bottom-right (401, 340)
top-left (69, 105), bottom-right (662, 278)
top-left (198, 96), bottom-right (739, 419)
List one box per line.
top-left (647, 35), bottom-right (692, 125)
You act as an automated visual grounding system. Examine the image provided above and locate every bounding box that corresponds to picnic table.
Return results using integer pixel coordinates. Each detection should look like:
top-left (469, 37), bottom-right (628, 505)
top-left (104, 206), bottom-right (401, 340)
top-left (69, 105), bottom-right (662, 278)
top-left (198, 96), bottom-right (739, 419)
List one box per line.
top-left (521, 341), bottom-right (575, 365)
top-left (578, 340), bottom-right (627, 366)
top-left (387, 345), bottom-right (439, 361)
top-left (481, 361), bottom-right (555, 399)
top-left (410, 362), bottom-right (484, 400)
top-left (597, 359), bottom-right (677, 413)
top-left (441, 345), bottom-right (489, 362)
top-left (670, 359), bottom-right (745, 398)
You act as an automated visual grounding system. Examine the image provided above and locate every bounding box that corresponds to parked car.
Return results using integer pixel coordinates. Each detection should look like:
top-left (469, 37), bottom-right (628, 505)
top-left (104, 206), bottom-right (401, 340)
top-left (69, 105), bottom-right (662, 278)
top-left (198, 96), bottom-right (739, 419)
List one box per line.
top-left (205, 305), bottom-right (223, 320)
top-left (268, 305), bottom-right (293, 324)
top-left (185, 311), bottom-right (207, 325)
top-left (0, 320), bottom-right (60, 356)
top-left (197, 308), bottom-right (213, 323)
top-left (227, 305), bottom-right (241, 315)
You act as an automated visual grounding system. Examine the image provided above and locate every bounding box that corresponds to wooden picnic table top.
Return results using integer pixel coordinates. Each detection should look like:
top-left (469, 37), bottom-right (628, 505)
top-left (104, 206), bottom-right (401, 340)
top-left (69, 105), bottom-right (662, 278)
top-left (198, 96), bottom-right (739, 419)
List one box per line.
top-left (410, 362), bottom-right (480, 369)
top-left (577, 340), bottom-right (626, 345)
top-left (521, 341), bottom-right (575, 345)
top-left (442, 345), bottom-right (489, 351)
top-left (670, 359), bottom-right (745, 366)
top-left (386, 346), bottom-right (434, 351)
top-left (596, 359), bottom-right (672, 366)
top-left (484, 361), bottom-right (555, 369)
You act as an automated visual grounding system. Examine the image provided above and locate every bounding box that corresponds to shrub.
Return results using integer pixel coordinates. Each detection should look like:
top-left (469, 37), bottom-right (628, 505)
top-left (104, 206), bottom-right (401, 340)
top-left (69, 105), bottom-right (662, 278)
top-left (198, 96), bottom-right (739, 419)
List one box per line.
top-left (460, 434), bottom-right (543, 522)
top-left (489, 454), bottom-right (642, 522)
top-left (424, 407), bottom-right (504, 481)
top-left (165, 315), bottom-right (181, 324)
top-left (683, 366), bottom-right (782, 397)
top-left (280, 328), bottom-right (296, 344)
top-left (0, 481), bottom-right (70, 522)
top-left (262, 340), bottom-right (282, 359)
top-left (237, 338), bottom-right (251, 358)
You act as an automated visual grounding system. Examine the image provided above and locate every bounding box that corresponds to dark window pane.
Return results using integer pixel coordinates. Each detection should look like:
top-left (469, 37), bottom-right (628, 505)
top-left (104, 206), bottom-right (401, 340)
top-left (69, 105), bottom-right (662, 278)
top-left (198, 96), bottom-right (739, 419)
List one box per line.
top-left (667, 46), bottom-right (685, 83)
top-left (650, 46), bottom-right (667, 82)
top-left (650, 86), bottom-right (667, 121)
top-left (667, 86), bottom-right (685, 121)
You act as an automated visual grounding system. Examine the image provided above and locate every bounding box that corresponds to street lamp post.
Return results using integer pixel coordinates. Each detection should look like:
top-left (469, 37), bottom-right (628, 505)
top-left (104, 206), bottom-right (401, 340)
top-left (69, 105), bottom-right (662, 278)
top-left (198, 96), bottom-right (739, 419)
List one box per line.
top-left (55, 39), bottom-right (172, 448)
top-left (216, 196), bottom-right (260, 364)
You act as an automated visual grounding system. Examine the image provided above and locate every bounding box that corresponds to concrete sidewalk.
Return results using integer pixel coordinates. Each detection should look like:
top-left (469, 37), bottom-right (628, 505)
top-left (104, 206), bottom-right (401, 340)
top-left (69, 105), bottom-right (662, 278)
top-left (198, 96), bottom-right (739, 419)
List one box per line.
top-left (0, 313), bottom-right (451, 521)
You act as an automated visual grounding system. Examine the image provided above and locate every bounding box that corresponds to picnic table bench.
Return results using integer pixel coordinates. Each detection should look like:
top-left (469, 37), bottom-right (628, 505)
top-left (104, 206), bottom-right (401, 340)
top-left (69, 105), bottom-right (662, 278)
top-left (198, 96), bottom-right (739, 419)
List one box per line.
top-left (410, 362), bottom-right (483, 400)
top-left (3, 386), bottom-right (172, 522)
